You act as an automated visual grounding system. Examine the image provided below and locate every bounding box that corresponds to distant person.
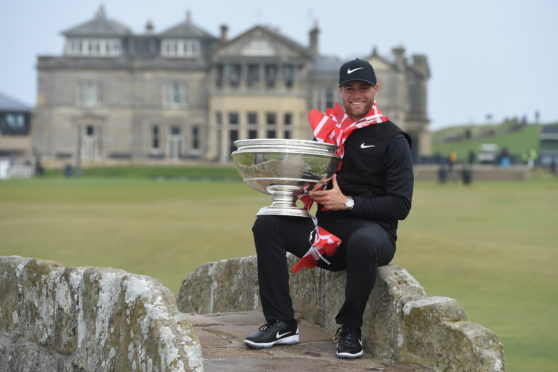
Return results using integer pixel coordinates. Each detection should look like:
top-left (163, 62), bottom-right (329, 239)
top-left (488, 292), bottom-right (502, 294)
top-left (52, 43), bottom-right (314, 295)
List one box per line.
top-left (468, 149), bottom-right (476, 165)
top-left (448, 150), bottom-right (458, 171)
top-left (461, 164), bottom-right (473, 185)
top-left (438, 164), bottom-right (448, 184)
top-left (434, 152), bottom-right (442, 165)
top-left (244, 58), bottom-right (414, 359)
top-left (550, 156), bottom-right (557, 175)
top-left (527, 148), bottom-right (538, 169)
top-left (499, 147), bottom-right (511, 168)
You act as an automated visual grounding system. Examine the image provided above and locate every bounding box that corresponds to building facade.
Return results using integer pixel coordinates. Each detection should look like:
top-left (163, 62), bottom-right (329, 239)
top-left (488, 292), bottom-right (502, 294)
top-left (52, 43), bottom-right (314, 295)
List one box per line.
top-left (0, 92), bottom-right (32, 159)
top-left (34, 6), bottom-right (430, 166)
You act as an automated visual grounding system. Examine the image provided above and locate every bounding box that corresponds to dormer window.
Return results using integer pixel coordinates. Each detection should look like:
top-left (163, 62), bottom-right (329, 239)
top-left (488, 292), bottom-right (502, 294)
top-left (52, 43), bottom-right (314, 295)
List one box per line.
top-left (161, 39), bottom-right (201, 58)
top-left (65, 38), bottom-right (121, 57)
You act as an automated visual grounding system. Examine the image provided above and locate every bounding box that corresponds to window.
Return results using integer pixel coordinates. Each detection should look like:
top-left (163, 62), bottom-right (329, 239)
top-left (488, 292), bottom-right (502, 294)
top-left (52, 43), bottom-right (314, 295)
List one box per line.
top-left (283, 64), bottom-right (295, 88)
top-left (265, 65), bottom-right (277, 88)
top-left (216, 64), bottom-right (224, 88)
top-left (325, 88), bottom-right (335, 108)
top-left (284, 113), bottom-right (292, 139)
top-left (247, 64), bottom-right (260, 88)
top-left (151, 125), bottom-right (161, 150)
top-left (229, 112), bottom-right (239, 155)
top-left (229, 112), bottom-right (239, 125)
top-left (266, 112), bottom-right (276, 138)
top-left (216, 112), bottom-right (223, 158)
top-left (242, 40), bottom-right (274, 56)
top-left (161, 39), bottom-right (201, 58)
top-left (66, 38), bottom-right (121, 57)
top-left (5, 114), bottom-right (24, 129)
top-left (79, 81), bottom-right (101, 107)
top-left (248, 112), bottom-right (258, 139)
top-left (162, 82), bottom-right (186, 108)
top-left (191, 126), bottom-right (200, 150)
top-left (86, 125), bottom-right (95, 136)
top-left (227, 64), bottom-right (241, 88)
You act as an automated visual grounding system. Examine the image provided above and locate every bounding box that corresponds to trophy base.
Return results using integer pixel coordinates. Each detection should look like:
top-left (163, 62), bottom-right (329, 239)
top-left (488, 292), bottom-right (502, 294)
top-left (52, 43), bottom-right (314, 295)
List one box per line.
top-left (255, 184), bottom-right (311, 218)
top-left (256, 205), bottom-right (310, 218)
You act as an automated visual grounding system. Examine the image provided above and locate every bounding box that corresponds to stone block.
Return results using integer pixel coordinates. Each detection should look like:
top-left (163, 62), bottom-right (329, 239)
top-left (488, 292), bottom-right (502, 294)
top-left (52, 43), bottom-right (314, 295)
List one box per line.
top-left (0, 256), bottom-right (203, 371)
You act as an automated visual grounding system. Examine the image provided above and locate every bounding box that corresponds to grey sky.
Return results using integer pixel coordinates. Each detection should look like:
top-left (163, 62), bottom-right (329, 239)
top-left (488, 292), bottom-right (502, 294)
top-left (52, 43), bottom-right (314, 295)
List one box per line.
top-left (1, 0), bottom-right (557, 129)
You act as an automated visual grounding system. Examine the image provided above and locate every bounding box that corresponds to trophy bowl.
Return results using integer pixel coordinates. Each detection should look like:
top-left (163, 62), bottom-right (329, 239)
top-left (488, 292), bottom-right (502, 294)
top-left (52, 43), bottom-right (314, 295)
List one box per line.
top-left (231, 139), bottom-right (340, 218)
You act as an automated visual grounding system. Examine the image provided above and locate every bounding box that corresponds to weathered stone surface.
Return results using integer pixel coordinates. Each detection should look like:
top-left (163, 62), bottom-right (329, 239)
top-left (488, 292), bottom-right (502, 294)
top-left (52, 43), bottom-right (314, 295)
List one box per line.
top-left (177, 254), bottom-right (505, 371)
top-left (177, 255), bottom-right (260, 314)
top-left (0, 256), bottom-right (203, 371)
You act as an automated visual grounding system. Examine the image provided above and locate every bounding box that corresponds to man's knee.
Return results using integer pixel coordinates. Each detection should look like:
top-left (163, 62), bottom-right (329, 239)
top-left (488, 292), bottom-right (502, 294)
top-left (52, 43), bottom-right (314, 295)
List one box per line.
top-left (346, 226), bottom-right (390, 260)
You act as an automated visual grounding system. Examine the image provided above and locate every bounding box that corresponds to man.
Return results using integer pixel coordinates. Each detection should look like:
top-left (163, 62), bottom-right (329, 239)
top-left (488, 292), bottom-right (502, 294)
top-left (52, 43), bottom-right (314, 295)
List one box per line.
top-left (244, 58), bottom-right (414, 359)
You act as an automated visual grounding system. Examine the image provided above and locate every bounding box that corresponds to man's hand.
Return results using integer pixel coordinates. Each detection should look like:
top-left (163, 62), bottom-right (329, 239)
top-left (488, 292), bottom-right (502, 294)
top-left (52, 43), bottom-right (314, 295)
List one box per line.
top-left (309, 174), bottom-right (349, 211)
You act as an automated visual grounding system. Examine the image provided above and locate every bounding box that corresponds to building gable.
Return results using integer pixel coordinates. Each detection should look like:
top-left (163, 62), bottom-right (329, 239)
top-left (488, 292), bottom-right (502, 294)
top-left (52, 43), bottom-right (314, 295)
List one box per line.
top-left (159, 11), bottom-right (215, 40)
top-left (62, 6), bottom-right (131, 37)
top-left (214, 26), bottom-right (311, 60)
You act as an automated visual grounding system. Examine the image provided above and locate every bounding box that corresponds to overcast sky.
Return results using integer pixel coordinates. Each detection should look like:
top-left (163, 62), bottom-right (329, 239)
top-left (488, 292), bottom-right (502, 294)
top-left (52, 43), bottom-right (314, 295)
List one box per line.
top-left (1, 0), bottom-right (557, 129)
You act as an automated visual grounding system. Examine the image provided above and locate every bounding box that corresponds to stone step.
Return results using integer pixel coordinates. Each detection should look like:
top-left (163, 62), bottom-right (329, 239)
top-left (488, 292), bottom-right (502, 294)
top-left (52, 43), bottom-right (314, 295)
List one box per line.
top-left (187, 311), bottom-right (430, 372)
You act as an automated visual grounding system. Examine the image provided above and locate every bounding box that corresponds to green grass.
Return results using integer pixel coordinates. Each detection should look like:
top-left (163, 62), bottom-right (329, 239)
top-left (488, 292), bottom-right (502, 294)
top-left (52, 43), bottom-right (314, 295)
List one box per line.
top-left (1, 176), bottom-right (557, 371)
top-left (432, 122), bottom-right (542, 161)
top-left (43, 165), bottom-right (242, 180)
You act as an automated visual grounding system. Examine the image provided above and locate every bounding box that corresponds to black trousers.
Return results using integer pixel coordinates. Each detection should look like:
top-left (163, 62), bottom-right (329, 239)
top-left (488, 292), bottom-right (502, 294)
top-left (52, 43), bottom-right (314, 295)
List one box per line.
top-left (252, 215), bottom-right (395, 328)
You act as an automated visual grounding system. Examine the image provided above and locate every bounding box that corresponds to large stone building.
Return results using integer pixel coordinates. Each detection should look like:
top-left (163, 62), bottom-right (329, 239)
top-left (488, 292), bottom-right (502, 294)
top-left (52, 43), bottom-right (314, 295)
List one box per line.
top-left (33, 6), bottom-right (430, 166)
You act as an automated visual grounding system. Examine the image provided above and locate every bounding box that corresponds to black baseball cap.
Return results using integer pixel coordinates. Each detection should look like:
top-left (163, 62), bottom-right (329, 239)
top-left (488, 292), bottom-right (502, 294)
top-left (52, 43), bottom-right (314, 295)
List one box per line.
top-left (338, 58), bottom-right (377, 86)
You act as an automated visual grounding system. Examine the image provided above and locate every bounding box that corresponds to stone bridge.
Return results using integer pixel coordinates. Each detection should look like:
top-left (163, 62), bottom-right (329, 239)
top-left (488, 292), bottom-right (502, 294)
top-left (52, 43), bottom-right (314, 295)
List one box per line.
top-left (0, 255), bottom-right (504, 371)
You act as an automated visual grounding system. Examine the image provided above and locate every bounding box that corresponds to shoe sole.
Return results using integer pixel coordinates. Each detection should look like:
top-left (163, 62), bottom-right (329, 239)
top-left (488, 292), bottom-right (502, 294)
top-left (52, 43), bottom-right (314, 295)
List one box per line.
top-left (244, 334), bottom-right (299, 349)
top-left (336, 350), bottom-right (364, 359)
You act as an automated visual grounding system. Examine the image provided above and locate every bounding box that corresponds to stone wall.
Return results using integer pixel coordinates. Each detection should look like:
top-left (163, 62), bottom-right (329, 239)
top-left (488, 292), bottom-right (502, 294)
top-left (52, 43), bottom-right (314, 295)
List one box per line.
top-left (0, 256), bottom-right (203, 372)
top-left (177, 255), bottom-right (504, 371)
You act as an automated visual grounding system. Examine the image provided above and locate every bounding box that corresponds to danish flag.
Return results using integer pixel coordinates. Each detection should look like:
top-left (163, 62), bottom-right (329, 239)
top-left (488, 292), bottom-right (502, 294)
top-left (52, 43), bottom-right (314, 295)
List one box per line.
top-left (291, 225), bottom-right (342, 273)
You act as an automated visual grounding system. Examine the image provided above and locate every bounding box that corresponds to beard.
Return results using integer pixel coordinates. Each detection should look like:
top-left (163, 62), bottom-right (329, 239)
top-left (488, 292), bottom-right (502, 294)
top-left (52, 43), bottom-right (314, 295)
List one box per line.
top-left (343, 98), bottom-right (374, 121)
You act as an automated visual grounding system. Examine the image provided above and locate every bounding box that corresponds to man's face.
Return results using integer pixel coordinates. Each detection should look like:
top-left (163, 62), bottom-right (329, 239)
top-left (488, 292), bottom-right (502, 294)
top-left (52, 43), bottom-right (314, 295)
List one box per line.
top-left (338, 81), bottom-right (379, 121)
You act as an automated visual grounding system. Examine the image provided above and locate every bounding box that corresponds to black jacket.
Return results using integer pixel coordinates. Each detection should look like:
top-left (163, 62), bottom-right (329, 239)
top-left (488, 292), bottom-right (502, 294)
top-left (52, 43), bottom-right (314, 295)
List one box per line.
top-left (317, 121), bottom-right (414, 242)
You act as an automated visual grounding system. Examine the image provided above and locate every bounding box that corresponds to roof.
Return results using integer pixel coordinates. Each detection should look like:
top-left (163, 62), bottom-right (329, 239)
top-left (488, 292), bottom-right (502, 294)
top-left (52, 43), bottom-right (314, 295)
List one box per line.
top-left (62, 5), bottom-right (131, 37)
top-left (160, 11), bottom-right (215, 39)
top-left (311, 55), bottom-right (343, 73)
top-left (0, 92), bottom-right (30, 111)
top-left (541, 123), bottom-right (558, 134)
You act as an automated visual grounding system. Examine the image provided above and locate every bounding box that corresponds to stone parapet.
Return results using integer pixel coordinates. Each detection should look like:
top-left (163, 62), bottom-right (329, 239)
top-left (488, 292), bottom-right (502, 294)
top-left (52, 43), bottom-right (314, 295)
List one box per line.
top-left (0, 256), bottom-right (203, 372)
top-left (178, 255), bottom-right (504, 371)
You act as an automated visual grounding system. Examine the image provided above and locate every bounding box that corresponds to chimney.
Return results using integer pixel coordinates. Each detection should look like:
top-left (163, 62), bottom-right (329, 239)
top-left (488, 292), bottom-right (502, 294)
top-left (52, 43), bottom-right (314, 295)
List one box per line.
top-left (145, 19), bottom-right (154, 34)
top-left (220, 24), bottom-right (229, 42)
top-left (392, 45), bottom-right (406, 70)
top-left (412, 54), bottom-right (430, 78)
top-left (309, 21), bottom-right (319, 56)
top-left (95, 5), bottom-right (106, 19)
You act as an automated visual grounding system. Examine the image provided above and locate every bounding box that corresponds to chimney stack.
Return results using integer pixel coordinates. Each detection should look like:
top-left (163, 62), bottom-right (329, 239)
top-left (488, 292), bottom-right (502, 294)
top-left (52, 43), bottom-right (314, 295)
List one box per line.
top-left (309, 21), bottom-right (319, 56)
top-left (220, 24), bottom-right (229, 42)
top-left (145, 19), bottom-right (154, 34)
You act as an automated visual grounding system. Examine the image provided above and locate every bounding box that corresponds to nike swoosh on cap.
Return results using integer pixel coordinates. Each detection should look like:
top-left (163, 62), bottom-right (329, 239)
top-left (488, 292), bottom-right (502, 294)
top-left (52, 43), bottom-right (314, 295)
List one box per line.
top-left (360, 143), bottom-right (375, 148)
top-left (347, 67), bottom-right (364, 74)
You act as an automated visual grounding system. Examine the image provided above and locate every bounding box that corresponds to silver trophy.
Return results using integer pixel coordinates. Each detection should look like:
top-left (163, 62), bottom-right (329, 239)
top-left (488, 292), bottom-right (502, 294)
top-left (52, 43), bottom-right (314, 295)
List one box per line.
top-left (232, 139), bottom-right (340, 218)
